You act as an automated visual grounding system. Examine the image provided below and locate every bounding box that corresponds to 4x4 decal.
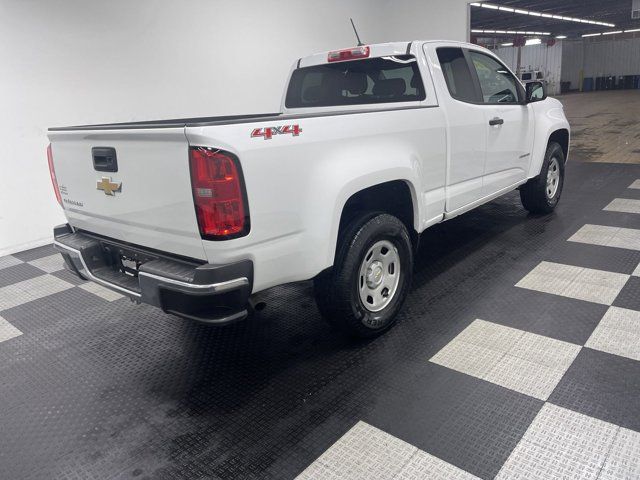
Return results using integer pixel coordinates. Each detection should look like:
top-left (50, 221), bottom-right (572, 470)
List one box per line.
top-left (251, 125), bottom-right (302, 140)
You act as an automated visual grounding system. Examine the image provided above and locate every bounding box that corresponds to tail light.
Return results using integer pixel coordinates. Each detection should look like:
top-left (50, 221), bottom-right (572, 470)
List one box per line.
top-left (47, 144), bottom-right (63, 207)
top-left (328, 46), bottom-right (370, 62)
top-left (189, 147), bottom-right (249, 240)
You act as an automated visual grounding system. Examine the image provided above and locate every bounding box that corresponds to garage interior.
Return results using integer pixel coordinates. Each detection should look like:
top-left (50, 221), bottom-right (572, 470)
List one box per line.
top-left (1, 1), bottom-right (640, 479)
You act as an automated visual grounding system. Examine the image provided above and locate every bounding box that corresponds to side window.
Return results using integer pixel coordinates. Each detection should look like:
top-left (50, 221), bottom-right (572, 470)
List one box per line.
top-left (469, 51), bottom-right (521, 104)
top-left (436, 47), bottom-right (479, 103)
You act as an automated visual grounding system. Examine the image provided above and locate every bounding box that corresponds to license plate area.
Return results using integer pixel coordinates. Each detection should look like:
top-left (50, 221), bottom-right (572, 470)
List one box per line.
top-left (100, 242), bottom-right (158, 278)
top-left (120, 257), bottom-right (141, 277)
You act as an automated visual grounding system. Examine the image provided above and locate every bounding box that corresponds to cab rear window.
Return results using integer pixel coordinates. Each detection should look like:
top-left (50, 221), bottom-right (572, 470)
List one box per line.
top-left (285, 55), bottom-right (426, 108)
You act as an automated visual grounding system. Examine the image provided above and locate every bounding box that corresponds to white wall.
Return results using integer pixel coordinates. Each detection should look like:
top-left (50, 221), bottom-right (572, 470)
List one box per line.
top-left (561, 40), bottom-right (584, 91)
top-left (562, 37), bottom-right (640, 90)
top-left (0, 0), bottom-right (470, 256)
top-left (492, 42), bottom-right (563, 95)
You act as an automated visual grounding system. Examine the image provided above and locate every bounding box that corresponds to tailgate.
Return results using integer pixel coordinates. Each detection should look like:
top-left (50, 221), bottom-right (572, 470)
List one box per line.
top-left (48, 128), bottom-right (206, 260)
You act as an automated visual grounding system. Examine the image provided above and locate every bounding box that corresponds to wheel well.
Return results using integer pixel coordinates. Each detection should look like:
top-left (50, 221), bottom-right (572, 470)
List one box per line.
top-left (549, 129), bottom-right (569, 161)
top-left (338, 181), bottom-right (416, 246)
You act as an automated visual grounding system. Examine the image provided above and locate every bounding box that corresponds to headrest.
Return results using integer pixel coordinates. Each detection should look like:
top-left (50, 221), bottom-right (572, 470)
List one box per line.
top-left (345, 72), bottom-right (367, 95)
top-left (321, 71), bottom-right (345, 99)
top-left (410, 75), bottom-right (419, 89)
top-left (302, 85), bottom-right (322, 103)
top-left (372, 78), bottom-right (406, 97)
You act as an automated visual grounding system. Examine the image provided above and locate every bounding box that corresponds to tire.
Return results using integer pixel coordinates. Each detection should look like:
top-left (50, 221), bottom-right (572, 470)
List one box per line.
top-left (520, 142), bottom-right (565, 214)
top-left (314, 212), bottom-right (413, 338)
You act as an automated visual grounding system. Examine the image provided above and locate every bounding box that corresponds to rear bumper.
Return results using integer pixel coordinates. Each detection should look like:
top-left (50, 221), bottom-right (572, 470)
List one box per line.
top-left (53, 224), bottom-right (253, 325)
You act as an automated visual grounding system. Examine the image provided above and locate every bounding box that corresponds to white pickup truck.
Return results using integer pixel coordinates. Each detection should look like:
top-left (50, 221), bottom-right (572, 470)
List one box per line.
top-left (48, 40), bottom-right (570, 338)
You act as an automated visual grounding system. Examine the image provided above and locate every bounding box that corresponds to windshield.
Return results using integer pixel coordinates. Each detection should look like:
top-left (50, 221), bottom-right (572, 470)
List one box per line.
top-left (285, 55), bottom-right (425, 108)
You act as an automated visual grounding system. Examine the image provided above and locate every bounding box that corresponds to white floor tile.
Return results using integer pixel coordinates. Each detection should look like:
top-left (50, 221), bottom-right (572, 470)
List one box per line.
top-left (430, 339), bottom-right (504, 378)
top-left (515, 261), bottom-right (582, 297)
top-left (484, 331), bottom-right (580, 400)
top-left (508, 332), bottom-right (581, 369)
top-left (0, 274), bottom-right (74, 311)
top-left (604, 198), bottom-right (640, 214)
top-left (629, 179), bottom-right (640, 190)
top-left (295, 421), bottom-right (417, 480)
top-left (523, 404), bottom-right (618, 463)
top-left (497, 404), bottom-right (619, 480)
top-left (568, 224), bottom-right (619, 248)
top-left (599, 427), bottom-right (640, 480)
top-left (568, 224), bottom-right (640, 251)
top-left (585, 307), bottom-right (640, 361)
top-left (79, 282), bottom-right (124, 302)
top-left (454, 319), bottom-right (524, 353)
top-left (0, 255), bottom-right (23, 270)
top-left (612, 227), bottom-right (640, 251)
top-left (561, 267), bottom-right (629, 305)
top-left (496, 434), bottom-right (602, 480)
top-left (27, 254), bottom-right (66, 273)
top-left (430, 320), bottom-right (580, 400)
top-left (516, 261), bottom-right (629, 305)
top-left (634, 263), bottom-right (640, 277)
top-left (483, 355), bottom-right (567, 400)
top-left (395, 449), bottom-right (480, 480)
top-left (0, 316), bottom-right (22, 343)
top-left (297, 421), bottom-right (480, 480)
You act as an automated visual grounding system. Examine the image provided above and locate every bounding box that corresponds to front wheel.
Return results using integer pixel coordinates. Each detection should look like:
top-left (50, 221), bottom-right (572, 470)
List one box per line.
top-left (314, 212), bottom-right (413, 338)
top-left (520, 141), bottom-right (565, 214)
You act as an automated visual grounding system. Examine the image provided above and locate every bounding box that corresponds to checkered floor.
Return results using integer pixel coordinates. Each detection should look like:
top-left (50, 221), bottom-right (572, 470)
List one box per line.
top-left (297, 181), bottom-right (640, 479)
top-left (1, 162), bottom-right (640, 479)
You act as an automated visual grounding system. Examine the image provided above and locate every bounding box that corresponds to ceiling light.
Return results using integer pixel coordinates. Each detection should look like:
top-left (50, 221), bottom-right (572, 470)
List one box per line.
top-left (556, 35), bottom-right (567, 39)
top-left (525, 38), bottom-right (542, 46)
top-left (469, 2), bottom-right (615, 28)
top-left (471, 29), bottom-right (551, 36)
top-left (580, 28), bottom-right (640, 36)
top-left (501, 42), bottom-right (514, 47)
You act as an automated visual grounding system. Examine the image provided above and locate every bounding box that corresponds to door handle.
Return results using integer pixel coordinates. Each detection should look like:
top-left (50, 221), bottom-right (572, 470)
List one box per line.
top-left (92, 147), bottom-right (118, 172)
top-left (489, 117), bottom-right (504, 126)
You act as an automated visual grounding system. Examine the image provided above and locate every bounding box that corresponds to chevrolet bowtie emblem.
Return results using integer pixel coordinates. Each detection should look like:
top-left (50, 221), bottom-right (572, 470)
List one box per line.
top-left (96, 177), bottom-right (122, 196)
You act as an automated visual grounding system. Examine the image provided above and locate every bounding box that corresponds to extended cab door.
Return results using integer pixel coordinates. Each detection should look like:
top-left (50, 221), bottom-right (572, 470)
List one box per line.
top-left (431, 46), bottom-right (487, 212)
top-left (467, 50), bottom-right (534, 195)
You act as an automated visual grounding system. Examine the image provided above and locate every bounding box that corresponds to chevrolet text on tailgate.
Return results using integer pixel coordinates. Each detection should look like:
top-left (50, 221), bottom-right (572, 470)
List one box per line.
top-left (48, 41), bottom-right (570, 338)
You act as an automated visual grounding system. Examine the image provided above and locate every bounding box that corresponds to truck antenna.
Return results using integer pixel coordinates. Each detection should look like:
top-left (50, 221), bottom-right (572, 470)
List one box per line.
top-left (350, 18), bottom-right (364, 46)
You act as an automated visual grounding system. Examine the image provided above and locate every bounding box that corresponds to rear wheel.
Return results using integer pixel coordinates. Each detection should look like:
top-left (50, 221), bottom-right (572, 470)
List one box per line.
top-left (314, 212), bottom-right (413, 338)
top-left (520, 141), bottom-right (565, 214)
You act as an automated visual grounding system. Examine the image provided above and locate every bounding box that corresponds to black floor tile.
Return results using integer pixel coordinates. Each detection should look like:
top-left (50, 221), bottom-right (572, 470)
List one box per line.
top-left (11, 243), bottom-right (57, 262)
top-left (546, 241), bottom-right (640, 275)
top-left (0, 262), bottom-right (45, 288)
top-left (51, 267), bottom-right (87, 285)
top-left (622, 188), bottom-right (640, 200)
top-left (589, 210), bottom-right (640, 231)
top-left (424, 381), bottom-right (542, 479)
top-left (550, 348), bottom-right (640, 431)
top-left (363, 365), bottom-right (482, 449)
top-left (613, 276), bottom-right (640, 311)
top-left (474, 284), bottom-right (608, 345)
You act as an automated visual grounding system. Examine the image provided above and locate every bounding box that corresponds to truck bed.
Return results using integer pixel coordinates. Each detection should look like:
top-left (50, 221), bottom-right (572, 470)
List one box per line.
top-left (48, 106), bottom-right (426, 131)
top-left (48, 112), bottom-right (281, 131)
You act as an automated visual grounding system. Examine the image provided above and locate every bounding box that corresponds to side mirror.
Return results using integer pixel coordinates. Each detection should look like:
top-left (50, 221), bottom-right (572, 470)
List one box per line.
top-left (526, 81), bottom-right (547, 103)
